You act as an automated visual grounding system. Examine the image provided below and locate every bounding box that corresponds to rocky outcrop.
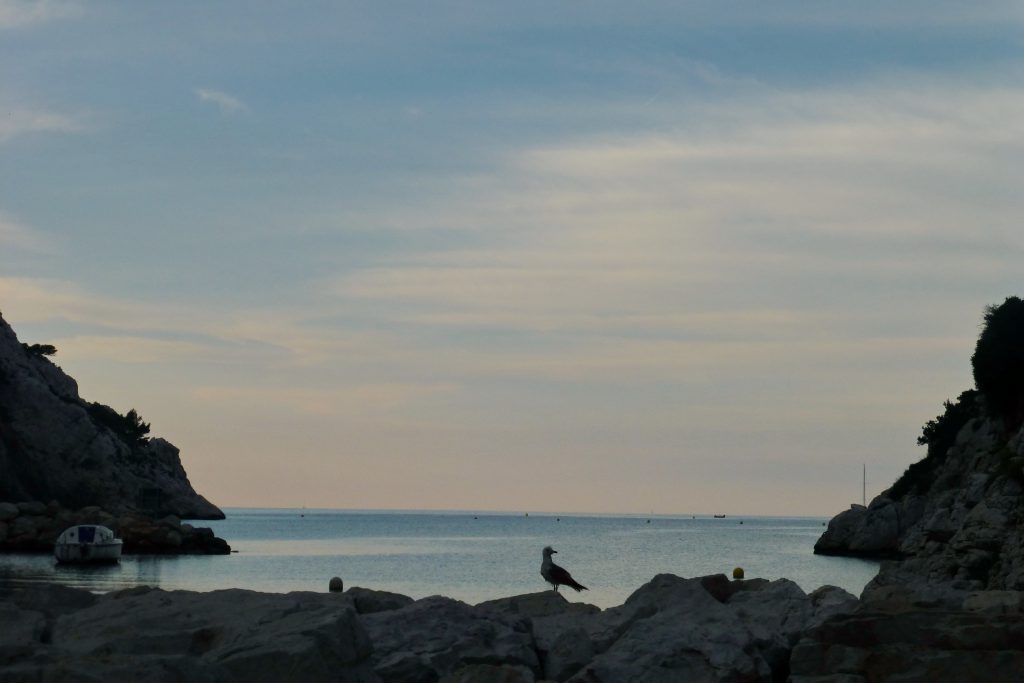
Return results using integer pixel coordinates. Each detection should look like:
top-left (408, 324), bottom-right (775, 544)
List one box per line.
top-left (0, 584), bottom-right (375, 682)
top-left (0, 574), bottom-right (859, 683)
top-left (815, 414), bottom-right (1024, 591)
top-left (0, 313), bottom-right (222, 519)
top-left (0, 500), bottom-right (229, 554)
top-left (790, 583), bottom-right (1024, 682)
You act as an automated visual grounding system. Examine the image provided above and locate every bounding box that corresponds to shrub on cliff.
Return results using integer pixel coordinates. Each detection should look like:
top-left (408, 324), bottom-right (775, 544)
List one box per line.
top-left (87, 403), bottom-right (152, 446)
top-left (972, 296), bottom-right (1024, 430)
top-left (22, 342), bottom-right (57, 356)
top-left (891, 389), bottom-right (980, 499)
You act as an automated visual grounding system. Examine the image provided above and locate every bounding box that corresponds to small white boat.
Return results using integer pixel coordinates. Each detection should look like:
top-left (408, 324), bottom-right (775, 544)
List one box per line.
top-left (54, 525), bottom-right (123, 564)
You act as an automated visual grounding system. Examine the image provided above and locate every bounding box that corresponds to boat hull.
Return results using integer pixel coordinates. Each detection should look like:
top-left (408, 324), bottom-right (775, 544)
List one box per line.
top-left (54, 525), bottom-right (123, 564)
top-left (55, 541), bottom-right (123, 564)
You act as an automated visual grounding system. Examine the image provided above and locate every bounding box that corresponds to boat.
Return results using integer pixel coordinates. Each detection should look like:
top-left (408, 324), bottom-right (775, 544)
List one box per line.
top-left (713, 514), bottom-right (726, 518)
top-left (54, 525), bottom-right (123, 564)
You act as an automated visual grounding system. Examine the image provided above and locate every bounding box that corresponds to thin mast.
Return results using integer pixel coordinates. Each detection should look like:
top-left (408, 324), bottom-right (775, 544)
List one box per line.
top-left (862, 464), bottom-right (866, 507)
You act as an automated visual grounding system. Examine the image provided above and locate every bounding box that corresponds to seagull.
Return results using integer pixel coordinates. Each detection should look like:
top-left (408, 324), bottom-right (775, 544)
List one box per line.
top-left (541, 546), bottom-right (588, 592)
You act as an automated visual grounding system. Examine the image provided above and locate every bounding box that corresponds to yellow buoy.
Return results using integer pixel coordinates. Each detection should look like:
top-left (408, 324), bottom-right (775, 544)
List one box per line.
top-left (732, 567), bottom-right (744, 579)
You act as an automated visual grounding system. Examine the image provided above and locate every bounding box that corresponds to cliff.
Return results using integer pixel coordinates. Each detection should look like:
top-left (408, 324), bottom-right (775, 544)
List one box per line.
top-left (0, 312), bottom-right (223, 520)
top-left (815, 408), bottom-right (1024, 591)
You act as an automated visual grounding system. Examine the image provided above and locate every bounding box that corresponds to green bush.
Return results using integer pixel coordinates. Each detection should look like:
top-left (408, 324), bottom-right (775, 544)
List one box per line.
top-left (972, 296), bottom-right (1024, 429)
top-left (891, 389), bottom-right (980, 499)
top-left (22, 343), bottom-right (57, 356)
top-left (87, 403), bottom-right (151, 446)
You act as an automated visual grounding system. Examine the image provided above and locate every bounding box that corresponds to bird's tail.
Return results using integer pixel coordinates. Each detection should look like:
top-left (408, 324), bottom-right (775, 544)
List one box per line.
top-left (568, 580), bottom-right (588, 592)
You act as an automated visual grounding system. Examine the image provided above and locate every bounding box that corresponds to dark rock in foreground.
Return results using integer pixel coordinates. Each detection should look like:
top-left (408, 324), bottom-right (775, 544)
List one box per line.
top-left (7, 573), bottom-right (1019, 682)
top-left (0, 574), bottom-right (859, 683)
top-left (0, 313), bottom-right (222, 520)
top-left (791, 581), bottom-right (1024, 682)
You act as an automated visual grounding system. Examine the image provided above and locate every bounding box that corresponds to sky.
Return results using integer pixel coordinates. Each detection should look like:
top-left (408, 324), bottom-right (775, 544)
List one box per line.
top-left (1, 1), bottom-right (1022, 516)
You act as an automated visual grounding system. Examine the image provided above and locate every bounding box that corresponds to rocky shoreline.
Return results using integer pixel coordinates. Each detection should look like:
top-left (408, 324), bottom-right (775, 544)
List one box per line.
top-left (0, 500), bottom-right (230, 556)
top-left (2, 571), bottom-right (1022, 682)
top-left (814, 412), bottom-right (1024, 592)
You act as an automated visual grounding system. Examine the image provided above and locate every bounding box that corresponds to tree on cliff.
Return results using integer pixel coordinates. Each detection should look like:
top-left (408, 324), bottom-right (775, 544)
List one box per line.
top-left (971, 296), bottom-right (1024, 430)
top-left (22, 342), bottom-right (57, 356)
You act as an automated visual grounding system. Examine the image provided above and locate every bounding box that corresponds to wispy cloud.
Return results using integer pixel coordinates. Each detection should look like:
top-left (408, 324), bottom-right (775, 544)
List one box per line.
top-left (195, 88), bottom-right (247, 114)
top-left (0, 0), bottom-right (80, 29)
top-left (0, 107), bottom-right (83, 143)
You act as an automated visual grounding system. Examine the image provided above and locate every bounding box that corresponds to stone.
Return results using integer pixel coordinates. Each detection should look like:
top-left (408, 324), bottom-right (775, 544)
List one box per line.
top-left (0, 602), bottom-right (45, 662)
top-left (562, 574), bottom-right (829, 682)
top-left (41, 587), bottom-right (376, 682)
top-left (344, 586), bottom-right (413, 613)
top-left (362, 596), bottom-right (539, 681)
top-left (0, 501), bottom-right (18, 521)
top-left (790, 597), bottom-right (1024, 682)
top-left (329, 576), bottom-right (344, 592)
top-left (439, 664), bottom-right (536, 683)
top-left (963, 590), bottom-right (1024, 614)
top-left (478, 591), bottom-right (600, 681)
top-left (807, 585), bottom-right (859, 625)
top-left (16, 501), bottom-right (47, 516)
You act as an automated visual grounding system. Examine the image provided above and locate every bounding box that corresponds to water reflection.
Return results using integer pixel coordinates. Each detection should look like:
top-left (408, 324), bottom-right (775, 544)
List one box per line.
top-left (0, 553), bottom-right (128, 592)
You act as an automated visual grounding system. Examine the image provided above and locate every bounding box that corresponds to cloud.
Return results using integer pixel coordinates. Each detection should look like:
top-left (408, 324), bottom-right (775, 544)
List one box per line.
top-left (0, 214), bottom-right (59, 254)
top-left (0, 0), bottom-right (80, 29)
top-left (195, 88), bottom-right (247, 114)
top-left (330, 75), bottom-right (1023, 333)
top-left (0, 107), bottom-right (83, 143)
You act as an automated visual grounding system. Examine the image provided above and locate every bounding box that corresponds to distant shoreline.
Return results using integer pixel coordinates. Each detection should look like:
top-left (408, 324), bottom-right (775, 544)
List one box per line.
top-left (212, 506), bottom-right (834, 520)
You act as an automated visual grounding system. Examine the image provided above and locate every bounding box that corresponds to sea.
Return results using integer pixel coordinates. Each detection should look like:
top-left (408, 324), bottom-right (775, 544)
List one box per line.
top-left (0, 509), bottom-right (879, 609)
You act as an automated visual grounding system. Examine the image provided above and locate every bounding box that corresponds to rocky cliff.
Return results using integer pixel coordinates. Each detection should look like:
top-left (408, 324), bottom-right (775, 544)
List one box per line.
top-left (0, 313), bottom-right (222, 520)
top-left (815, 408), bottom-right (1024, 591)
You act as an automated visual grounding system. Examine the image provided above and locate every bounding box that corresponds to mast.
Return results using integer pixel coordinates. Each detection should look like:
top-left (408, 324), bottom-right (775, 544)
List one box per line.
top-left (862, 464), bottom-right (866, 507)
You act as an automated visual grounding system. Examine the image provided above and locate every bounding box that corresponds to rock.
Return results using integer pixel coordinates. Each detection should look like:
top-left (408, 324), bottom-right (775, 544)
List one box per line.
top-left (362, 596), bottom-right (540, 681)
top-left (790, 595), bottom-right (1024, 682)
top-left (478, 591), bottom-right (599, 681)
top-left (477, 590), bottom-right (600, 619)
top-left (0, 313), bottom-right (223, 520)
top-left (808, 585), bottom-right (859, 625)
top-left (540, 626), bottom-right (593, 681)
top-left (0, 602), bottom-right (45, 662)
top-left (0, 582), bottom-right (99, 618)
top-left (329, 576), bottom-right (344, 592)
top-left (0, 502), bottom-right (19, 521)
top-left (344, 586), bottom-right (413, 613)
top-left (963, 590), bottom-right (1024, 614)
top-left (39, 587), bottom-right (376, 682)
top-left (16, 501), bottom-right (47, 516)
top-left (815, 413), bottom-right (1024, 594)
top-left (439, 664), bottom-right (536, 683)
top-left (564, 574), bottom-right (829, 682)
top-left (5, 575), bottom-right (996, 683)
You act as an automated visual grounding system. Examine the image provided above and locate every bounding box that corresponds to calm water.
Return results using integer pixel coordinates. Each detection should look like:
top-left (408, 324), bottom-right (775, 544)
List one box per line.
top-left (0, 509), bottom-right (878, 608)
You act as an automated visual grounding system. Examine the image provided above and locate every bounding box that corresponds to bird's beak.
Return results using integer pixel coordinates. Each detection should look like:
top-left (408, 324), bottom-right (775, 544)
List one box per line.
top-left (552, 549), bottom-right (557, 554)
